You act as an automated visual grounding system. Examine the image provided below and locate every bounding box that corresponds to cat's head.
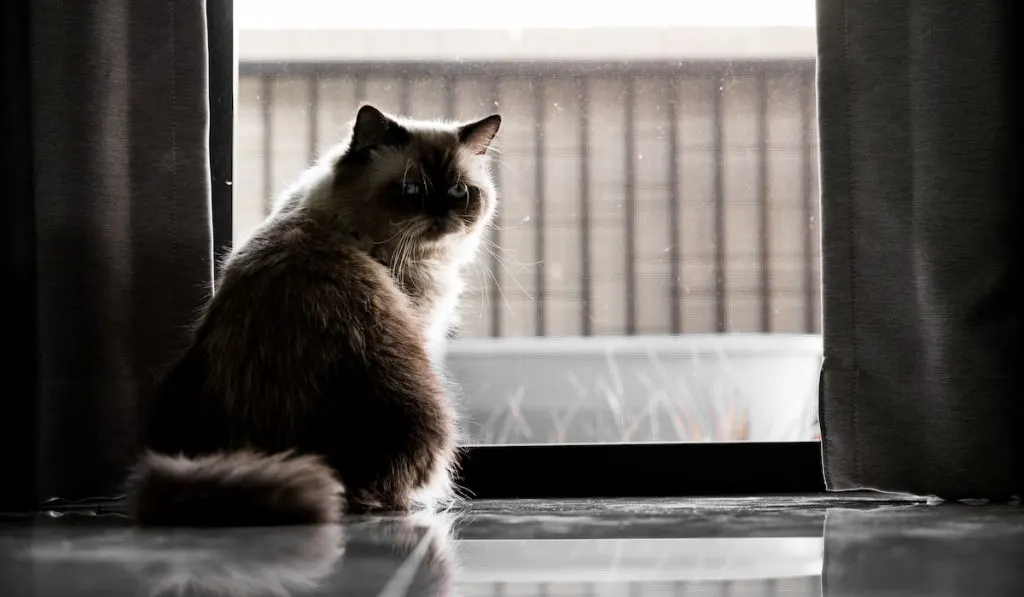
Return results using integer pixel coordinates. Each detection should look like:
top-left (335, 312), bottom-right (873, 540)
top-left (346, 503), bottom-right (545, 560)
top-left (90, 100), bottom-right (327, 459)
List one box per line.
top-left (329, 104), bottom-right (501, 260)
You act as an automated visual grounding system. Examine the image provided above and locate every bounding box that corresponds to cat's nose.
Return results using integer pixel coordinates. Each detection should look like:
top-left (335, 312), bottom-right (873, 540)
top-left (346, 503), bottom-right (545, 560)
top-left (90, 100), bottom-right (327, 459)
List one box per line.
top-left (427, 195), bottom-right (467, 217)
top-left (425, 201), bottom-right (453, 218)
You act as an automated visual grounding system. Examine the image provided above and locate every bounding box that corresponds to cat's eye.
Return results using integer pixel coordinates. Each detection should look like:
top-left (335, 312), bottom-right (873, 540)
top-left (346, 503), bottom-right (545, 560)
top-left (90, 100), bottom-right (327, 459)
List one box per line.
top-left (448, 182), bottom-right (469, 198)
top-left (402, 182), bottom-right (421, 195)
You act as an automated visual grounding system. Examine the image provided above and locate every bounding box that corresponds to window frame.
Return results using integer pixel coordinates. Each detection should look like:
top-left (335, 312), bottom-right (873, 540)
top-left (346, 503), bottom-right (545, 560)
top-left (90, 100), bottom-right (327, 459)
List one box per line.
top-left (208, 0), bottom-right (235, 278)
top-left (459, 442), bottom-right (824, 499)
top-left (208, 4), bottom-right (826, 500)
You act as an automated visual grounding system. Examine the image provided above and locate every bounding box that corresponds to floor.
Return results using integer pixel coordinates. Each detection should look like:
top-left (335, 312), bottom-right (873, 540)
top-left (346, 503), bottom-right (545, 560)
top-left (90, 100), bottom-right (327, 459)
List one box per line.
top-left (1, 495), bottom-right (1022, 596)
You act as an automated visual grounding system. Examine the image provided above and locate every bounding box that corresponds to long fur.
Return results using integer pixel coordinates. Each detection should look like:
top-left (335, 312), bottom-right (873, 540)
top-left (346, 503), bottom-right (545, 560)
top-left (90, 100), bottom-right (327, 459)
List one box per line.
top-left (128, 105), bottom-right (501, 526)
top-left (128, 451), bottom-right (344, 526)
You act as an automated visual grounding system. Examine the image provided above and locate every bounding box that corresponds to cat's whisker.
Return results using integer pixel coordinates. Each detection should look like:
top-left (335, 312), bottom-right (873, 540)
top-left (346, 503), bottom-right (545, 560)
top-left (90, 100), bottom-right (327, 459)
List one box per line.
top-left (479, 238), bottom-right (541, 270)
top-left (484, 145), bottom-right (503, 156)
top-left (479, 236), bottom-right (517, 253)
top-left (402, 159), bottom-right (414, 188)
top-left (391, 231), bottom-right (405, 267)
top-left (482, 260), bottom-right (516, 319)
top-left (394, 227), bottom-right (415, 287)
top-left (479, 266), bottom-right (492, 326)
top-left (396, 221), bottom-right (429, 287)
top-left (375, 221), bottom-right (417, 246)
top-left (480, 245), bottom-right (535, 302)
top-left (388, 222), bottom-right (419, 285)
top-left (487, 221), bottom-right (538, 233)
top-left (402, 232), bottom-right (417, 283)
top-left (486, 155), bottom-right (515, 175)
top-left (420, 167), bottom-right (430, 195)
top-left (476, 260), bottom-right (497, 324)
top-left (469, 261), bottom-right (488, 326)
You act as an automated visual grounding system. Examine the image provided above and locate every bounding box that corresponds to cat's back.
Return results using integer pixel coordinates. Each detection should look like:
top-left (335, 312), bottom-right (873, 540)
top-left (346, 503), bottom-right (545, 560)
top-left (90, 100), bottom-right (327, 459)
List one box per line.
top-left (223, 210), bottom-right (381, 295)
top-left (204, 209), bottom-right (407, 353)
top-left (148, 209), bottom-right (404, 457)
top-left (225, 209), bottom-right (355, 282)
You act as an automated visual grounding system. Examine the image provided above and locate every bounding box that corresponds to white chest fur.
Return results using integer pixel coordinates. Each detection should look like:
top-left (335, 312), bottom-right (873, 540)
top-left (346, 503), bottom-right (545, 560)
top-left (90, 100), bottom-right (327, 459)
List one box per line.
top-left (391, 254), bottom-right (464, 365)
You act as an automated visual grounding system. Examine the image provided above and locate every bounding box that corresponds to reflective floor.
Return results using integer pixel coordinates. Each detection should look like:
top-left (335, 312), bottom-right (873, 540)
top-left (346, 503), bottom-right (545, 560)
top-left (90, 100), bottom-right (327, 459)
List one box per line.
top-left (1, 495), bottom-right (1022, 596)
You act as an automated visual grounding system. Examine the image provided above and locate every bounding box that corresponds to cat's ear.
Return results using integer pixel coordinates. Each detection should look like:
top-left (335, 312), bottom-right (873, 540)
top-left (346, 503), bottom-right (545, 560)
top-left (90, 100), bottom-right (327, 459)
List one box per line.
top-left (457, 114), bottom-right (501, 156)
top-left (351, 104), bottom-right (408, 150)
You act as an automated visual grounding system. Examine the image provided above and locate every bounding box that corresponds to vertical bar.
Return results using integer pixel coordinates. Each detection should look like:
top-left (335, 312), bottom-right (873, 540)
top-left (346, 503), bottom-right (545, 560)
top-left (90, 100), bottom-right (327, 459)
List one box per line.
top-left (260, 74), bottom-right (274, 217)
top-left (443, 75), bottom-right (455, 119)
top-left (399, 75), bottom-right (411, 115)
top-left (668, 77), bottom-right (683, 334)
top-left (624, 77), bottom-right (637, 335)
top-left (712, 75), bottom-right (727, 333)
top-left (578, 77), bottom-right (593, 336)
top-left (354, 75), bottom-right (366, 106)
top-left (757, 71), bottom-right (772, 333)
top-left (800, 67), bottom-right (817, 333)
top-left (207, 0), bottom-right (234, 276)
top-left (533, 80), bottom-right (547, 336)
top-left (307, 74), bottom-right (319, 164)
top-left (489, 77), bottom-right (503, 337)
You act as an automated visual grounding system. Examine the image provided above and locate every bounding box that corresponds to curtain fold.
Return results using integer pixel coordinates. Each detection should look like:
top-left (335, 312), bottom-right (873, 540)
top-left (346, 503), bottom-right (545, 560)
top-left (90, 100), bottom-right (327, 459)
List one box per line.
top-left (1, 0), bottom-right (213, 508)
top-left (817, 0), bottom-right (1022, 497)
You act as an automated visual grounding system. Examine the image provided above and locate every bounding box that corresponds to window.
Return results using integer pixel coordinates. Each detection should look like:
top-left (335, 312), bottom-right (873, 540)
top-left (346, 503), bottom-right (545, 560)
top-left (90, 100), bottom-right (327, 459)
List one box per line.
top-left (223, 0), bottom-right (824, 496)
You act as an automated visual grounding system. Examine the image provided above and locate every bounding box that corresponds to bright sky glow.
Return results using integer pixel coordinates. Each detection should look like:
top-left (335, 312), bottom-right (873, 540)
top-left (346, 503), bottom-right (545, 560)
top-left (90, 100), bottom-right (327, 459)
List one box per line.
top-left (236, 0), bottom-right (816, 30)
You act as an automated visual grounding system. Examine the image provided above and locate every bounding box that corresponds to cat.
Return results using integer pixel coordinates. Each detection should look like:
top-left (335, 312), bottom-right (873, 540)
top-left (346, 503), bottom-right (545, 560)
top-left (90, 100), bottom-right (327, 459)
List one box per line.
top-left (126, 104), bottom-right (501, 526)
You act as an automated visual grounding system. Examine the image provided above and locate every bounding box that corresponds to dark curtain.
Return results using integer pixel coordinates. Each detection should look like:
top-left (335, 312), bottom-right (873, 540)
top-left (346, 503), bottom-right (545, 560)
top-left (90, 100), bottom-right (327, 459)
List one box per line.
top-left (1, 1), bottom-right (213, 509)
top-left (817, 0), bottom-right (1022, 497)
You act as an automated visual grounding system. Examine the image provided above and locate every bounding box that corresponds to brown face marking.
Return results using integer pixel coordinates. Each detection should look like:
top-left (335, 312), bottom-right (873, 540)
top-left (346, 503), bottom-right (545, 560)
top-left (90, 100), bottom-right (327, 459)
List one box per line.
top-left (378, 144), bottom-right (485, 237)
top-left (332, 109), bottom-right (498, 249)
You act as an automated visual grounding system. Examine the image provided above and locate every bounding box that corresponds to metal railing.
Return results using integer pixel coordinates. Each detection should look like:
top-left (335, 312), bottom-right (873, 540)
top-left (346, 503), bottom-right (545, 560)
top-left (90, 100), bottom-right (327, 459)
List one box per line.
top-left (237, 60), bottom-right (821, 338)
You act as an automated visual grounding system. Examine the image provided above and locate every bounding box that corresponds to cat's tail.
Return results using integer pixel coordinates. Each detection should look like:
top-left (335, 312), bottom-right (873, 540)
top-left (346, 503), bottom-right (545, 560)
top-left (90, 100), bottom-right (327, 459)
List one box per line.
top-left (127, 449), bottom-right (344, 526)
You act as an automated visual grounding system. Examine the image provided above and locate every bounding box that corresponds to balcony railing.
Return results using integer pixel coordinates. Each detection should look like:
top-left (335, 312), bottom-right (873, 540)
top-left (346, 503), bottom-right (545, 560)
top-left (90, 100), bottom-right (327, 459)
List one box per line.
top-left (236, 59), bottom-right (821, 340)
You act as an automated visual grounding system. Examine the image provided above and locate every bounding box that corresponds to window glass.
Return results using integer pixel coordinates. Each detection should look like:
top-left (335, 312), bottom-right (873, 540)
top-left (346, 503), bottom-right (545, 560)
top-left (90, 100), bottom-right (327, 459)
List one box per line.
top-left (235, 0), bottom-right (821, 445)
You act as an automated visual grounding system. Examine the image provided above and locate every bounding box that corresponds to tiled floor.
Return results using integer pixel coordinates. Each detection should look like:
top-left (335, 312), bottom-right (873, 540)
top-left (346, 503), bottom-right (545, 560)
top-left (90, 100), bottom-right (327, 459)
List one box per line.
top-left (1, 495), bottom-right (1022, 596)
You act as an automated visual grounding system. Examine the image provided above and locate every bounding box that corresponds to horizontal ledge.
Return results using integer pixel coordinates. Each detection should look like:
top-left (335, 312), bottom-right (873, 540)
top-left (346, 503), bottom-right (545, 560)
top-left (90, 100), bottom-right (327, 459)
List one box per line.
top-left (239, 27), bottom-right (816, 63)
top-left (457, 441), bottom-right (825, 499)
top-left (240, 59), bottom-right (815, 78)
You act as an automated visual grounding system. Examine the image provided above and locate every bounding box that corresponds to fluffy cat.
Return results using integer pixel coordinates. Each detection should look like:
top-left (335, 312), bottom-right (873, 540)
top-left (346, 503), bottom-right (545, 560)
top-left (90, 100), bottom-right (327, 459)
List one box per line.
top-left (127, 104), bottom-right (501, 525)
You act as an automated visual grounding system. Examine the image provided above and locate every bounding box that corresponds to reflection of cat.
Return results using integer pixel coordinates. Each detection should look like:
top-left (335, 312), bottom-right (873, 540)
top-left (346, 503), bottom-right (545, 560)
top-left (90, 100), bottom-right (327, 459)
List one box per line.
top-left (347, 511), bottom-right (458, 597)
top-left (20, 512), bottom-right (459, 597)
top-left (136, 525), bottom-right (345, 597)
top-left (21, 524), bottom-right (344, 597)
top-left (128, 105), bottom-right (501, 525)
